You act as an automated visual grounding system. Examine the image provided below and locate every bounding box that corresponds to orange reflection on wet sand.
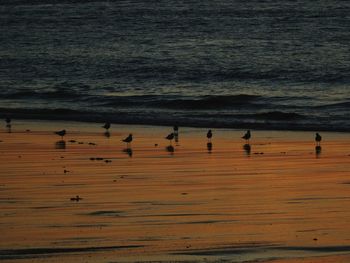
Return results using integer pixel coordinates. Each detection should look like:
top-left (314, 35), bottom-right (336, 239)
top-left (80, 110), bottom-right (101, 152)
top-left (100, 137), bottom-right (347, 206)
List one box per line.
top-left (0, 122), bottom-right (350, 262)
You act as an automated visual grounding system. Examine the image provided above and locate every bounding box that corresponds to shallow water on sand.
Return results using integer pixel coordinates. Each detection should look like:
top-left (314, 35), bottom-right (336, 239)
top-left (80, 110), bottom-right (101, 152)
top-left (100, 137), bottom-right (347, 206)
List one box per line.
top-left (0, 121), bottom-right (350, 262)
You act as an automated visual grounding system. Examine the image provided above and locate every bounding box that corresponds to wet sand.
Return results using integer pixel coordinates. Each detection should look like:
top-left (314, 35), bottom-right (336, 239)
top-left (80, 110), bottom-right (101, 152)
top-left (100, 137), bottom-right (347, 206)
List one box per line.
top-left (0, 120), bottom-right (350, 262)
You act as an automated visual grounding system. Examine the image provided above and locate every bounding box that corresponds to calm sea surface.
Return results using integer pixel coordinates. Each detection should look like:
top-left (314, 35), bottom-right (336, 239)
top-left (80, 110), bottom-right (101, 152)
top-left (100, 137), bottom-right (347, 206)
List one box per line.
top-left (1, 0), bottom-right (350, 131)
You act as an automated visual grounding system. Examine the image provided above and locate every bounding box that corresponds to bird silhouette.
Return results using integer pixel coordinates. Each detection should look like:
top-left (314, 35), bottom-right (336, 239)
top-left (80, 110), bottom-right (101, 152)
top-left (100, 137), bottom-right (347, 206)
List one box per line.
top-left (173, 125), bottom-right (179, 143)
top-left (102, 122), bottom-right (110, 131)
top-left (5, 117), bottom-right (11, 132)
top-left (242, 130), bottom-right (251, 144)
top-left (55, 129), bottom-right (66, 140)
top-left (207, 129), bottom-right (212, 142)
top-left (165, 133), bottom-right (175, 145)
top-left (5, 117), bottom-right (11, 126)
top-left (122, 134), bottom-right (133, 148)
top-left (173, 125), bottom-right (179, 134)
top-left (315, 133), bottom-right (322, 146)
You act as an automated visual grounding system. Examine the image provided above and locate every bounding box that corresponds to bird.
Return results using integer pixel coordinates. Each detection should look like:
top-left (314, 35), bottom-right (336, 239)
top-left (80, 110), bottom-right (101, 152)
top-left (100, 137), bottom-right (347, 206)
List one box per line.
top-left (122, 134), bottom-right (133, 147)
top-left (165, 133), bottom-right (175, 145)
top-left (173, 125), bottom-right (179, 142)
top-left (70, 195), bottom-right (82, 202)
top-left (55, 129), bottom-right (66, 140)
top-left (5, 117), bottom-right (11, 126)
top-left (242, 130), bottom-right (251, 144)
top-left (5, 117), bottom-right (11, 132)
top-left (102, 122), bottom-right (110, 131)
top-left (207, 129), bottom-right (212, 142)
top-left (315, 133), bottom-right (322, 146)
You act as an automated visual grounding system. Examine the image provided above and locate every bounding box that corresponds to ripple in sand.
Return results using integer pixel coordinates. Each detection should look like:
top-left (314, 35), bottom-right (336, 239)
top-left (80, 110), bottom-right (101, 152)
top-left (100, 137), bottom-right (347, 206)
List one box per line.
top-left (0, 245), bottom-right (144, 260)
top-left (87, 211), bottom-right (123, 217)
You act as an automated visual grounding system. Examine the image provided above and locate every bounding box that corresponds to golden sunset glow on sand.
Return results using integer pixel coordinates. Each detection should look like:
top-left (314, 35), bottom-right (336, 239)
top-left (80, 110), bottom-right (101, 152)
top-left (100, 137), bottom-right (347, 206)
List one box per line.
top-left (1, 120), bottom-right (350, 262)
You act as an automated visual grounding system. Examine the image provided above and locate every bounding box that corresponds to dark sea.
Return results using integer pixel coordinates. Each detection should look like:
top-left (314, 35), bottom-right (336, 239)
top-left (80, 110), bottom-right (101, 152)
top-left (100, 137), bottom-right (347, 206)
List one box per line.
top-left (1, 0), bottom-right (350, 131)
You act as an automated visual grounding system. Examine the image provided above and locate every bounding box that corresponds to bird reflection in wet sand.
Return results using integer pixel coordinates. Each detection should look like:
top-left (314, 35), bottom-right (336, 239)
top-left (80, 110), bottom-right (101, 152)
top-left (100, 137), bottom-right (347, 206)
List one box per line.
top-left (207, 142), bottom-right (213, 153)
top-left (104, 131), bottom-right (111, 138)
top-left (166, 145), bottom-right (175, 154)
top-left (243, 144), bottom-right (251, 156)
top-left (55, 140), bottom-right (66, 149)
top-left (6, 125), bottom-right (11, 133)
top-left (315, 145), bottom-right (322, 158)
top-left (123, 148), bottom-right (133, 157)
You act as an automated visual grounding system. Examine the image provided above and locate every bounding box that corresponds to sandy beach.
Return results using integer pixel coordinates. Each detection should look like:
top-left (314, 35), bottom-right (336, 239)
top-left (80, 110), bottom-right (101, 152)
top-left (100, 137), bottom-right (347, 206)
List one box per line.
top-left (1, 120), bottom-right (350, 262)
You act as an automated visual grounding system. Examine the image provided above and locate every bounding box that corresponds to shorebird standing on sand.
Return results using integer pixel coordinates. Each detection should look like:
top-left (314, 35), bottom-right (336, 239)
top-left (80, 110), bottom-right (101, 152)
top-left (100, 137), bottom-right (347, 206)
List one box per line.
top-left (5, 117), bottom-right (11, 127)
top-left (173, 125), bottom-right (179, 143)
top-left (207, 129), bottom-right (212, 142)
top-left (173, 125), bottom-right (179, 135)
top-left (315, 133), bottom-right (322, 146)
top-left (55, 129), bottom-right (66, 140)
top-left (122, 134), bottom-right (133, 148)
top-left (242, 130), bottom-right (251, 144)
top-left (165, 133), bottom-right (175, 145)
top-left (102, 122), bottom-right (111, 131)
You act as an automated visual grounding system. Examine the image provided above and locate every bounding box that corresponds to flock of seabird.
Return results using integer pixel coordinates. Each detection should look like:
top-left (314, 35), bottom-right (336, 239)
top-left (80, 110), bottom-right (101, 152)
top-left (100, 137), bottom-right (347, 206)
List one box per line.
top-left (3, 118), bottom-right (324, 202)
top-left (4, 119), bottom-right (322, 149)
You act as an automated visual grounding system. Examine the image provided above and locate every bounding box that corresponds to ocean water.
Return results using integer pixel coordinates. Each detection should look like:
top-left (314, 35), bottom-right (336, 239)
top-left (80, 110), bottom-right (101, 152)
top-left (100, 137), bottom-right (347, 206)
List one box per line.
top-left (0, 0), bottom-right (349, 131)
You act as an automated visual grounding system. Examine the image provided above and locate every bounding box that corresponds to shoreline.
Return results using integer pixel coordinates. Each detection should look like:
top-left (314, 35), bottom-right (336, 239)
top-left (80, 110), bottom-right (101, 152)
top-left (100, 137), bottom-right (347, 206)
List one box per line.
top-left (1, 114), bottom-right (350, 133)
